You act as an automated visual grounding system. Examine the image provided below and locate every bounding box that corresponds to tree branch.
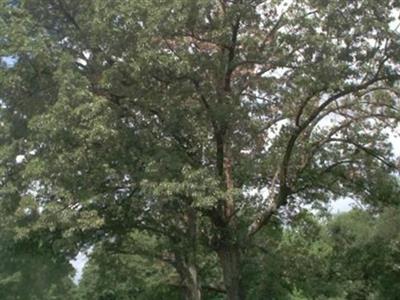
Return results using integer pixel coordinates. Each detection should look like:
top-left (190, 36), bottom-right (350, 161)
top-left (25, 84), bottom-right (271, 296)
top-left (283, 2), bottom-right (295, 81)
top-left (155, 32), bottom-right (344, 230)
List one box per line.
top-left (247, 169), bottom-right (280, 237)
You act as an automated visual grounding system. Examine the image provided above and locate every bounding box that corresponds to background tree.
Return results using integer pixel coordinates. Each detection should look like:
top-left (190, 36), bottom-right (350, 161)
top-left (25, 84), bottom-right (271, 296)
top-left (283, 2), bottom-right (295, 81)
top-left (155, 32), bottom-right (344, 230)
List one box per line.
top-left (0, 196), bottom-right (75, 300)
top-left (75, 238), bottom-right (180, 300)
top-left (75, 229), bottom-right (227, 300)
top-left (325, 207), bottom-right (400, 299)
top-left (71, 203), bottom-right (400, 300)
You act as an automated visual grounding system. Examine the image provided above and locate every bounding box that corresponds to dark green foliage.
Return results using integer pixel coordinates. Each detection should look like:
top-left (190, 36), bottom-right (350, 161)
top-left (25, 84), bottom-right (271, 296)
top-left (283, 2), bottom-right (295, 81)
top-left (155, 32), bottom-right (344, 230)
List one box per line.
top-left (325, 208), bottom-right (400, 299)
top-left (1, 0), bottom-right (400, 298)
top-left (75, 244), bottom-right (180, 300)
top-left (0, 222), bottom-right (75, 300)
top-left (73, 206), bottom-right (400, 299)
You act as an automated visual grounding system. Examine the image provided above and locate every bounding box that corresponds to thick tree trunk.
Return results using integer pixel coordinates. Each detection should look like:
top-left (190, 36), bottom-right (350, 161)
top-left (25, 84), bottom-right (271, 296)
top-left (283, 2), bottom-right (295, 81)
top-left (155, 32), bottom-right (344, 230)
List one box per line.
top-left (176, 257), bottom-right (202, 300)
top-left (217, 243), bottom-right (244, 300)
top-left (212, 139), bottom-right (244, 299)
top-left (175, 207), bottom-right (201, 300)
top-left (183, 264), bottom-right (202, 300)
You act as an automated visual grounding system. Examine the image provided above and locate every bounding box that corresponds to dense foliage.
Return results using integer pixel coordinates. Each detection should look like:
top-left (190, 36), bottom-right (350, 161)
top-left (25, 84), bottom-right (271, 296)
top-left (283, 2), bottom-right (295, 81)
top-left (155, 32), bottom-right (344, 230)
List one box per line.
top-left (74, 207), bottom-right (400, 299)
top-left (1, 0), bottom-right (400, 299)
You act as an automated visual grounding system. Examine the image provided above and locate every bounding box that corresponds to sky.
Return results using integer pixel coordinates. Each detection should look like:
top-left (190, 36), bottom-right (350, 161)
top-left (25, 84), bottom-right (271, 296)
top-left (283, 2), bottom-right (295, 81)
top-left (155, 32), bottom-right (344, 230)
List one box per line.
top-left (71, 251), bottom-right (89, 284)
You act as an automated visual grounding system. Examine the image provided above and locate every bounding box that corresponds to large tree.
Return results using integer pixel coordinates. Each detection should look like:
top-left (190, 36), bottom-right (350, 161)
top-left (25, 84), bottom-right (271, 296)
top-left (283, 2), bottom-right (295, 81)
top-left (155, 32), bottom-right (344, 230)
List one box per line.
top-left (1, 0), bottom-right (400, 298)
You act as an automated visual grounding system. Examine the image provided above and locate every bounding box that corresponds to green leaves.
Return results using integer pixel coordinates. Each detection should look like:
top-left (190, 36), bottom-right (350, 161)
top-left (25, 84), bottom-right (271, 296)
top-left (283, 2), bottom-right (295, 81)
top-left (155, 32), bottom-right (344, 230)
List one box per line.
top-left (1, 0), bottom-right (400, 298)
top-left (142, 165), bottom-right (225, 208)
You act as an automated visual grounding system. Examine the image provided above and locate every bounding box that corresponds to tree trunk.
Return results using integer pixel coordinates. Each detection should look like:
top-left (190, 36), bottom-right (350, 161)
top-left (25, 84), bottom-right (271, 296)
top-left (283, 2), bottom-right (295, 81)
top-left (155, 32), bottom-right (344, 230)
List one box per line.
top-left (175, 207), bottom-right (201, 300)
top-left (217, 243), bottom-right (244, 300)
top-left (183, 263), bottom-right (202, 300)
top-left (176, 257), bottom-right (202, 300)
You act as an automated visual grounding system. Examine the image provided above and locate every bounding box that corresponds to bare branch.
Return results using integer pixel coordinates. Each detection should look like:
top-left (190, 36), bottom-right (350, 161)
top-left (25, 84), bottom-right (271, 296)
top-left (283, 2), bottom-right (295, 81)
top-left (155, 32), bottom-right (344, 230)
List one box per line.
top-left (329, 138), bottom-right (397, 169)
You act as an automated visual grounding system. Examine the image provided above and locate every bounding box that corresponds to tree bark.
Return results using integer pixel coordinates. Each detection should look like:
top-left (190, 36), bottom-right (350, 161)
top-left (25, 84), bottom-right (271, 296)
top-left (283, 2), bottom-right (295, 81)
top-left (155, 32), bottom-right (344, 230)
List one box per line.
top-left (217, 242), bottom-right (244, 300)
top-left (213, 140), bottom-right (244, 299)
top-left (176, 259), bottom-right (202, 300)
top-left (175, 207), bottom-right (202, 300)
